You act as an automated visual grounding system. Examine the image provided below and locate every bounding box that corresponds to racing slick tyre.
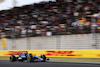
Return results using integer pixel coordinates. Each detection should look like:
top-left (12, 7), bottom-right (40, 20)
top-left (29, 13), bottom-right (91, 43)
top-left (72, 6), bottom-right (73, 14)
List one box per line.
top-left (27, 54), bottom-right (33, 62)
top-left (10, 55), bottom-right (16, 62)
top-left (41, 55), bottom-right (46, 62)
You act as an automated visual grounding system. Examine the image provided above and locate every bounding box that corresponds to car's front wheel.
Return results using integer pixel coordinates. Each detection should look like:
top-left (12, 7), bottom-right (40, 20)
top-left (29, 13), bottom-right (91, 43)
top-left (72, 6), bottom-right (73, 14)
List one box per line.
top-left (41, 55), bottom-right (46, 62)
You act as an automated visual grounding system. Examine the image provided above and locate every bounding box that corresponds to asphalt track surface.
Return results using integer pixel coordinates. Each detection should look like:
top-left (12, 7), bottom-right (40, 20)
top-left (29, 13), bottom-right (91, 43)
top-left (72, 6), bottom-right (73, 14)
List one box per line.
top-left (0, 60), bottom-right (100, 67)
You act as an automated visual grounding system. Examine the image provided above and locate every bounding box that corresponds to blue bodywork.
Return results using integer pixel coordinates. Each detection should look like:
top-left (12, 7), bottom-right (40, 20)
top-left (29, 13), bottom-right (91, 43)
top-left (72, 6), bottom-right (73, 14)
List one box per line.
top-left (17, 53), bottom-right (26, 61)
top-left (32, 55), bottom-right (44, 61)
top-left (17, 53), bottom-right (43, 61)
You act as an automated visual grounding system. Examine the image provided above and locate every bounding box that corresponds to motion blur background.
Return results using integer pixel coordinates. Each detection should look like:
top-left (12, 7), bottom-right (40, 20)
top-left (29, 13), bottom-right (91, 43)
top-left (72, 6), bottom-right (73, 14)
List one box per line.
top-left (0, 0), bottom-right (100, 50)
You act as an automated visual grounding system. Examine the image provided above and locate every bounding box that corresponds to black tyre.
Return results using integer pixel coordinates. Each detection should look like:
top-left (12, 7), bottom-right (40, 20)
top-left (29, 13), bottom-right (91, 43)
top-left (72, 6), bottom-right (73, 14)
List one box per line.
top-left (41, 55), bottom-right (46, 62)
top-left (10, 55), bottom-right (16, 62)
top-left (27, 55), bottom-right (32, 62)
top-left (10, 56), bottom-right (14, 62)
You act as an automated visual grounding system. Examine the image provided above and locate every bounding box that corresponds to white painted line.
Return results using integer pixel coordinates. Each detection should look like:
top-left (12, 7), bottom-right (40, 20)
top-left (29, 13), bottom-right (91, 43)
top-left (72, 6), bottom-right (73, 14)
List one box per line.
top-left (50, 61), bottom-right (100, 64)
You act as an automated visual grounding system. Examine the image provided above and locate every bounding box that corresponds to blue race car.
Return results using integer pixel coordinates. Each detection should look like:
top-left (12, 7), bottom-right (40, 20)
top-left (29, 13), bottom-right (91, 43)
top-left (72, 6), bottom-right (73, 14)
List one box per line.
top-left (10, 52), bottom-right (49, 62)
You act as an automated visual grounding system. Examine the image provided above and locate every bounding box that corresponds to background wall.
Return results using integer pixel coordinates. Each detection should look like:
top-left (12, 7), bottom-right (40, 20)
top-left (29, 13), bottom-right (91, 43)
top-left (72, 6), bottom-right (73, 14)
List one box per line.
top-left (0, 34), bottom-right (100, 50)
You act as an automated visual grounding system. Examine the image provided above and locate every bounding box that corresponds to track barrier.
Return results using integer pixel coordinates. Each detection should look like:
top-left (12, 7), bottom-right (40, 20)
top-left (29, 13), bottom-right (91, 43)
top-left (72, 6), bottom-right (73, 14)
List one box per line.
top-left (0, 50), bottom-right (100, 58)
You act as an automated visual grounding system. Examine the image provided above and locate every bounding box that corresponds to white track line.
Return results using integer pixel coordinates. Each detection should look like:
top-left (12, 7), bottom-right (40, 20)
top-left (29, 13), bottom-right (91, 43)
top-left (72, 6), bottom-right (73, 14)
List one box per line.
top-left (49, 61), bottom-right (100, 64)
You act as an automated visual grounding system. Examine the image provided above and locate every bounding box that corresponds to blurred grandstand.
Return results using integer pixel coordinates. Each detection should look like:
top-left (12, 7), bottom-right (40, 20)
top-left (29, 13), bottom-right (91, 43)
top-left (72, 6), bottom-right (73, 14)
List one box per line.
top-left (0, 0), bottom-right (100, 50)
top-left (0, 0), bottom-right (99, 38)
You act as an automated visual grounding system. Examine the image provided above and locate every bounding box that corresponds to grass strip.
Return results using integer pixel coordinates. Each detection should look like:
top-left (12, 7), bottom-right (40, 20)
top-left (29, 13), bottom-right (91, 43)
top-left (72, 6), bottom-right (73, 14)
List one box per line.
top-left (0, 56), bottom-right (9, 59)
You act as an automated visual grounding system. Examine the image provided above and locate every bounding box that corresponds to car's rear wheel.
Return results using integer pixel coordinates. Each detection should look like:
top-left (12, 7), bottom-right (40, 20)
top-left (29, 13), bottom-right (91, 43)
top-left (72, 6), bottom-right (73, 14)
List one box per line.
top-left (10, 55), bottom-right (16, 62)
top-left (27, 55), bottom-right (32, 62)
top-left (10, 56), bottom-right (14, 62)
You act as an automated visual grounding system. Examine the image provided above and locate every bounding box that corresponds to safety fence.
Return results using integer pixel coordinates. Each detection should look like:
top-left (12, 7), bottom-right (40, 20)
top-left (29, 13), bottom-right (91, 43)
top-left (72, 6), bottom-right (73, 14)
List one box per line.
top-left (0, 50), bottom-right (100, 58)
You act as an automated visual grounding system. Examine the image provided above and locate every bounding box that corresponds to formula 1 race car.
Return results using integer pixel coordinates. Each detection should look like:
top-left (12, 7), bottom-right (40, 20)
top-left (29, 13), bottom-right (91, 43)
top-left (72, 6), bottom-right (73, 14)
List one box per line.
top-left (10, 52), bottom-right (49, 62)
